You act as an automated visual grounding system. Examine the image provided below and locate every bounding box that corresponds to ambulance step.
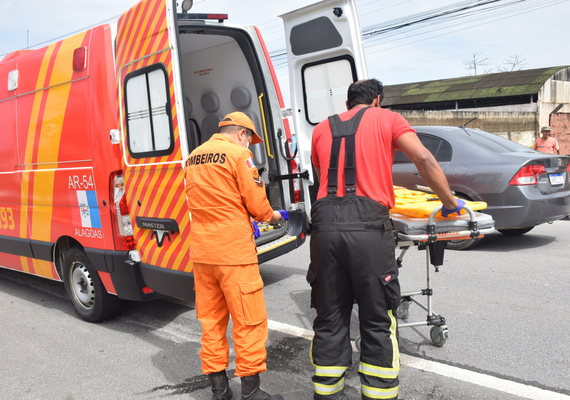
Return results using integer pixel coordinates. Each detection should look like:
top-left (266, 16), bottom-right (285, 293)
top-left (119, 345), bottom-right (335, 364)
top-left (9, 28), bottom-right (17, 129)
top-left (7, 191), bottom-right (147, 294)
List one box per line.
top-left (257, 234), bottom-right (297, 255)
top-left (255, 224), bottom-right (287, 247)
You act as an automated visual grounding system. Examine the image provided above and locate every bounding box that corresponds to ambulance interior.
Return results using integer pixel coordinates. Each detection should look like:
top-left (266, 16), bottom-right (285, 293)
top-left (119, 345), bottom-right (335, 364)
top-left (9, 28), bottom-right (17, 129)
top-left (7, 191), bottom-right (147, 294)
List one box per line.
top-left (177, 25), bottom-right (292, 245)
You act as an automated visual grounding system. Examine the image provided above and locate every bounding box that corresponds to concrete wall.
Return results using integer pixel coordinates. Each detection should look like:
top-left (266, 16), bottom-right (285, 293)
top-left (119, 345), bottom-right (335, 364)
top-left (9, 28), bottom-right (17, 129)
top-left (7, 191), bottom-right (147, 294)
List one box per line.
top-left (398, 110), bottom-right (538, 147)
top-left (538, 75), bottom-right (570, 128)
top-left (550, 113), bottom-right (570, 155)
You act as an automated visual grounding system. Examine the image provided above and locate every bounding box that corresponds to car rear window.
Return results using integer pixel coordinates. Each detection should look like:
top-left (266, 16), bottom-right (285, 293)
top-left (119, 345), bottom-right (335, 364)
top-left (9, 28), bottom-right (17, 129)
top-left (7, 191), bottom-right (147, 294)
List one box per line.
top-left (463, 129), bottom-right (535, 153)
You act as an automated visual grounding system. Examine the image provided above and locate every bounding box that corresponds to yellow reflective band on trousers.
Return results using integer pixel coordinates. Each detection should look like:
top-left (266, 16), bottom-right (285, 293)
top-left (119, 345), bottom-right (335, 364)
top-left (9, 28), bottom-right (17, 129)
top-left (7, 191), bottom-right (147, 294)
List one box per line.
top-left (315, 365), bottom-right (348, 377)
top-left (388, 310), bottom-right (400, 369)
top-left (358, 361), bottom-right (399, 379)
top-left (314, 378), bottom-right (345, 396)
top-left (361, 384), bottom-right (399, 399)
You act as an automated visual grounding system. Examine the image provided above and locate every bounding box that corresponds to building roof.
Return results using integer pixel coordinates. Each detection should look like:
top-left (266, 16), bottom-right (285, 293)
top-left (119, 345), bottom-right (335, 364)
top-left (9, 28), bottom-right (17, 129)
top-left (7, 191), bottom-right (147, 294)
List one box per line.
top-left (382, 66), bottom-right (570, 108)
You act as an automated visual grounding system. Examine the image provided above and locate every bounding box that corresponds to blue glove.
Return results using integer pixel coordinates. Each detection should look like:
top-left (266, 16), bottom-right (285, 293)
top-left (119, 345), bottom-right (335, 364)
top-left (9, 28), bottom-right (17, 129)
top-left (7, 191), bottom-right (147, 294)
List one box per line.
top-left (278, 210), bottom-right (289, 221)
top-left (441, 199), bottom-right (465, 218)
top-left (252, 221), bottom-right (261, 239)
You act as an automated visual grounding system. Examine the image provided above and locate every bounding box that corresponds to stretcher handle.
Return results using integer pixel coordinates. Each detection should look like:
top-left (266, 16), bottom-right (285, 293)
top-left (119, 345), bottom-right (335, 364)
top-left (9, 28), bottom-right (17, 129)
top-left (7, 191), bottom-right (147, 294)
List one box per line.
top-left (427, 204), bottom-right (476, 225)
top-left (427, 204), bottom-right (477, 243)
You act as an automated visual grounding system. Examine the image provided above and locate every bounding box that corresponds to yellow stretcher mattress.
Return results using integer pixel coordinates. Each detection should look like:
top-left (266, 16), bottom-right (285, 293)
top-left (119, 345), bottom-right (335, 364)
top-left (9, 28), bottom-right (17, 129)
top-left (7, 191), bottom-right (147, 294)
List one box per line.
top-left (391, 186), bottom-right (487, 218)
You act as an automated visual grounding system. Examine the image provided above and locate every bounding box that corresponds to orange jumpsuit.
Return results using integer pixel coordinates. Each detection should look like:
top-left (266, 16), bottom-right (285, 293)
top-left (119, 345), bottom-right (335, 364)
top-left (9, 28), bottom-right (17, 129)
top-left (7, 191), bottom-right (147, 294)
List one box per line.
top-left (184, 133), bottom-right (274, 377)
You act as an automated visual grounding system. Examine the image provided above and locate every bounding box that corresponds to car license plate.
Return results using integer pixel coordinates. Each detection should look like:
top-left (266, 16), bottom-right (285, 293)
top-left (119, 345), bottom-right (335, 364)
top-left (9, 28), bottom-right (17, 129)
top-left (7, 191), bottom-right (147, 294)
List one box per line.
top-left (549, 173), bottom-right (564, 185)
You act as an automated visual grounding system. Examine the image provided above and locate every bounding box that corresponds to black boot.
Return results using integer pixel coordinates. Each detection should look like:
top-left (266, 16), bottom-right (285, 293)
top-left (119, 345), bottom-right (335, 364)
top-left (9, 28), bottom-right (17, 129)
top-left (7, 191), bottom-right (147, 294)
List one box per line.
top-left (241, 374), bottom-right (283, 400)
top-left (209, 370), bottom-right (233, 400)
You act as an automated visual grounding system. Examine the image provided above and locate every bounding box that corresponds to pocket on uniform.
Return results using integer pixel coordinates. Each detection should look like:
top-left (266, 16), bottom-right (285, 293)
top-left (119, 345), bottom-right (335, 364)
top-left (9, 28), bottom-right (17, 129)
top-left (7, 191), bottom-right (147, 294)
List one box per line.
top-left (238, 277), bottom-right (267, 326)
top-left (378, 273), bottom-right (401, 310)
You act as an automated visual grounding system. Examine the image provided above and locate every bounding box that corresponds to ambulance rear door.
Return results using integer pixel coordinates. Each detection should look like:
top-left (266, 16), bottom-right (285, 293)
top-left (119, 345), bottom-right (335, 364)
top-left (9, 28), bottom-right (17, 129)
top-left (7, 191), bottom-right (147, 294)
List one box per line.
top-left (116, 0), bottom-right (192, 300)
top-left (280, 0), bottom-right (368, 221)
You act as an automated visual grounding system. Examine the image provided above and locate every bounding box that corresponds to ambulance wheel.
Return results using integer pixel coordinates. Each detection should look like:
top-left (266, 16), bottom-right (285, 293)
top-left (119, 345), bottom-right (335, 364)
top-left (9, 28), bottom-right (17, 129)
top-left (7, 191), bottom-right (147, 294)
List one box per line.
top-left (396, 299), bottom-right (412, 319)
top-left (63, 247), bottom-right (121, 322)
top-left (430, 326), bottom-right (448, 347)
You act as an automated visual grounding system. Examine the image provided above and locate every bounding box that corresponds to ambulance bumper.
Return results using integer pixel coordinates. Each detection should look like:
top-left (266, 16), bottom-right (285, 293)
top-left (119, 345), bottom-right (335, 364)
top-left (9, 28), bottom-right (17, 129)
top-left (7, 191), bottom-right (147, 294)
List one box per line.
top-left (136, 210), bottom-right (308, 302)
top-left (85, 248), bottom-right (164, 302)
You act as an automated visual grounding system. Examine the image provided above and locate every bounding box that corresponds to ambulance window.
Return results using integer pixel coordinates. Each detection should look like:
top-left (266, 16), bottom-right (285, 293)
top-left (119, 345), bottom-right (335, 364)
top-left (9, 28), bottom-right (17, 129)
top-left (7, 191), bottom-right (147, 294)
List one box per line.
top-left (290, 16), bottom-right (342, 56)
top-left (124, 64), bottom-right (174, 158)
top-left (301, 56), bottom-right (357, 125)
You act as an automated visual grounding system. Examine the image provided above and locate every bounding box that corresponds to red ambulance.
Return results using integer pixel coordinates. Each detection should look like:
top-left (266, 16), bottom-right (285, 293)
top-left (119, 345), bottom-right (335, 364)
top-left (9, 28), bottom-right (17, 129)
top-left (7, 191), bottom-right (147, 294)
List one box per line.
top-left (0, 0), bottom-right (368, 321)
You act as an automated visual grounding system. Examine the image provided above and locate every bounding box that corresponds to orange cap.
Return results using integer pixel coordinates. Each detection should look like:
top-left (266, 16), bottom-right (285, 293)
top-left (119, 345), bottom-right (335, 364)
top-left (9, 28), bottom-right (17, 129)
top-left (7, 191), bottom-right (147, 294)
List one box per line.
top-left (219, 112), bottom-right (263, 145)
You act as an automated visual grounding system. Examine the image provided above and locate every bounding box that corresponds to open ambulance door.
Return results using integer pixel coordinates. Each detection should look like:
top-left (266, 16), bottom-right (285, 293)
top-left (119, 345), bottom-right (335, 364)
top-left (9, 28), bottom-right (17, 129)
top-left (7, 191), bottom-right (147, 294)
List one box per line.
top-left (116, 0), bottom-right (193, 300)
top-left (280, 0), bottom-right (368, 221)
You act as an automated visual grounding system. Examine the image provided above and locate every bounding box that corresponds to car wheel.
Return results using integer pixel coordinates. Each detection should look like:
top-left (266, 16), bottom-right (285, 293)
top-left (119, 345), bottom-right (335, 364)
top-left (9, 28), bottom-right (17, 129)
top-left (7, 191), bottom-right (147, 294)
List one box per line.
top-left (498, 227), bottom-right (534, 236)
top-left (63, 247), bottom-right (121, 322)
top-left (445, 238), bottom-right (481, 250)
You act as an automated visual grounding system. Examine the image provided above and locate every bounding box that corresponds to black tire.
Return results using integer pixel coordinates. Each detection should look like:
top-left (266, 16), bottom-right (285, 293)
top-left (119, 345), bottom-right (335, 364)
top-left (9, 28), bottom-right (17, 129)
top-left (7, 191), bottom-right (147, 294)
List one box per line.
top-left (63, 247), bottom-right (121, 322)
top-left (498, 227), bottom-right (534, 236)
top-left (445, 238), bottom-right (481, 250)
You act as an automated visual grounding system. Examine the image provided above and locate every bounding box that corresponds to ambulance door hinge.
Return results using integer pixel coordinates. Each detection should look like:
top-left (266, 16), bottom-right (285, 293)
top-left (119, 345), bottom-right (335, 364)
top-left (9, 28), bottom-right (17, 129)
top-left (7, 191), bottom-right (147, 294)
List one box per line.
top-left (281, 108), bottom-right (293, 118)
top-left (269, 171), bottom-right (309, 182)
top-left (110, 129), bottom-right (121, 144)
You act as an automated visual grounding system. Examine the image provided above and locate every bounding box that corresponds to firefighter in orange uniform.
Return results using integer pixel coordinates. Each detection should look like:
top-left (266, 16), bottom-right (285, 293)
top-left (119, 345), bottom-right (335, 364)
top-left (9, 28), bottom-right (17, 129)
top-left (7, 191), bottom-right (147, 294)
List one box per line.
top-left (184, 112), bottom-right (286, 400)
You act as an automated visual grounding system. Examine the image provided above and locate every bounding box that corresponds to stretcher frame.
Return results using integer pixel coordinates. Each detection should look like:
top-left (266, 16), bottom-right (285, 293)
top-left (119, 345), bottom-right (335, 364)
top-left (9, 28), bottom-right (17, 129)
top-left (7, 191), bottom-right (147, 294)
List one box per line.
top-left (355, 205), bottom-right (495, 349)
top-left (395, 205), bottom-right (494, 346)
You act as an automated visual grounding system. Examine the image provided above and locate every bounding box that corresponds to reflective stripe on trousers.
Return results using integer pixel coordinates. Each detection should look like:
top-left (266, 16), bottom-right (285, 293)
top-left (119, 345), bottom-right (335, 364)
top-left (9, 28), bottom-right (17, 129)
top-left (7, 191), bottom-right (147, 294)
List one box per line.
top-left (361, 384), bottom-right (399, 399)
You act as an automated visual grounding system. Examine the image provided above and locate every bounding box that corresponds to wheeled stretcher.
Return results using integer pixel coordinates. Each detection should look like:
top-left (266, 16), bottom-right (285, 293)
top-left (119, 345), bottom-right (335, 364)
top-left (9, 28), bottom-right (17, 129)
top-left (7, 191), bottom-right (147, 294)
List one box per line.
top-left (355, 204), bottom-right (495, 349)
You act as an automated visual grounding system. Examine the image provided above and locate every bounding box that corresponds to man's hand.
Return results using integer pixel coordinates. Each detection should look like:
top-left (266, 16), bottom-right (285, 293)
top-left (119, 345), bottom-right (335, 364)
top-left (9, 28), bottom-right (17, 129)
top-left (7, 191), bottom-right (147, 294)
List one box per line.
top-left (252, 221), bottom-right (261, 238)
top-left (278, 210), bottom-right (289, 221)
top-left (441, 199), bottom-right (465, 218)
top-left (269, 210), bottom-right (283, 223)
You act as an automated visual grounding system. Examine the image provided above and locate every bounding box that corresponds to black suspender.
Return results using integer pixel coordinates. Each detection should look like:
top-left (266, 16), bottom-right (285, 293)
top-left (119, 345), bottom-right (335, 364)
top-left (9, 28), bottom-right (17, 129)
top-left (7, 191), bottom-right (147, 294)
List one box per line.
top-left (326, 107), bottom-right (369, 197)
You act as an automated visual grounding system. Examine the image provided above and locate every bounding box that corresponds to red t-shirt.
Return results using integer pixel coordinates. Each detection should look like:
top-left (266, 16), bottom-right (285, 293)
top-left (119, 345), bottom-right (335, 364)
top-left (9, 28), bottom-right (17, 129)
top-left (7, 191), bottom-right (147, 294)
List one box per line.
top-left (311, 107), bottom-right (414, 209)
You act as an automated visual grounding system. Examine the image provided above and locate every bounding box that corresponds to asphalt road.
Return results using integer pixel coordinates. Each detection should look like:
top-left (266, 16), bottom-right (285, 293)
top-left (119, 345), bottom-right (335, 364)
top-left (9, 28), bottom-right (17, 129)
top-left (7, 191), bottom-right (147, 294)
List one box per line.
top-left (1, 219), bottom-right (569, 400)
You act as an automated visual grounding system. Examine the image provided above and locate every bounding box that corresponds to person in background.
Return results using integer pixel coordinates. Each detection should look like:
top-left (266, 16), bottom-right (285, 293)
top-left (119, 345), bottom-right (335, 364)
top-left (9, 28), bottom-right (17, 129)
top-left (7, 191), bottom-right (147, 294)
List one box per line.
top-left (184, 112), bottom-right (287, 400)
top-left (308, 79), bottom-right (462, 400)
top-left (534, 126), bottom-right (560, 154)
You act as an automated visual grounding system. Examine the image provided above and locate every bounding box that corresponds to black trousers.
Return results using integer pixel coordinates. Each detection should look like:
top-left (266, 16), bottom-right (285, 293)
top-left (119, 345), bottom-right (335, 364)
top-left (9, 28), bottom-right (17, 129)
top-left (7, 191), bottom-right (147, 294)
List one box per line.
top-left (308, 195), bottom-right (400, 400)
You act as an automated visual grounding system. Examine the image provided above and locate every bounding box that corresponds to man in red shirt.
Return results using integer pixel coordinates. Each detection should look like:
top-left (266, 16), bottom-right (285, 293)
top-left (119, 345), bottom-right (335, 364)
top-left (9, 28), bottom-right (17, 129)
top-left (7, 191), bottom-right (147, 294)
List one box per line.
top-left (534, 126), bottom-right (560, 154)
top-left (308, 79), bottom-right (461, 400)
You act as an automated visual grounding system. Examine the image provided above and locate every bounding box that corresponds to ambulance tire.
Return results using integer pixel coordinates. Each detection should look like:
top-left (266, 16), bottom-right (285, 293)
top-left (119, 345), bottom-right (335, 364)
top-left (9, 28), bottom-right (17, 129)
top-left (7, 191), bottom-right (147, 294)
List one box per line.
top-left (63, 247), bottom-right (121, 322)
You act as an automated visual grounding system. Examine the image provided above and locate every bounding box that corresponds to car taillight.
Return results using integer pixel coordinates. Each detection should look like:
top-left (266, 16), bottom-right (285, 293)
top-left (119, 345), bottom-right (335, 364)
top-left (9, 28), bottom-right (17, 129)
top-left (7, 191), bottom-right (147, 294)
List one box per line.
top-left (110, 173), bottom-right (136, 250)
top-left (509, 164), bottom-right (546, 186)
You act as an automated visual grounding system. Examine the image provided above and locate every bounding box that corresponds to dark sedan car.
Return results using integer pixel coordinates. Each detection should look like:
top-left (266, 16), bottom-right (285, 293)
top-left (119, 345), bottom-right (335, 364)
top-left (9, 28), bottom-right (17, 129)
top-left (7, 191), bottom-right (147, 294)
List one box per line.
top-left (392, 126), bottom-right (570, 249)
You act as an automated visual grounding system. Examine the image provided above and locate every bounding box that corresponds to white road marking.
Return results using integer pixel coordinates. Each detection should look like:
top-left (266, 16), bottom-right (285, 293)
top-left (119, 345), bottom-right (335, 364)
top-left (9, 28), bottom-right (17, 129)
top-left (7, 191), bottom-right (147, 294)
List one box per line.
top-left (268, 319), bottom-right (570, 400)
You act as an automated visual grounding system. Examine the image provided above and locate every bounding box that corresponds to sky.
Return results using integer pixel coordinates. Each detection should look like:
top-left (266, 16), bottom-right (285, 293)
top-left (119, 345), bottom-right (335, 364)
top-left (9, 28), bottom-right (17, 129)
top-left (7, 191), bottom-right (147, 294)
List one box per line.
top-left (1, 0), bottom-right (569, 106)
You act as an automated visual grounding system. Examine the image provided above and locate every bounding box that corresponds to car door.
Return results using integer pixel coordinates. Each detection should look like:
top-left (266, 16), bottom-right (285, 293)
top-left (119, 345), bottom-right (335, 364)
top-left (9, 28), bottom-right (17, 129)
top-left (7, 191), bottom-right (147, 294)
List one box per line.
top-left (280, 0), bottom-right (368, 220)
top-left (392, 133), bottom-right (452, 189)
top-left (116, 0), bottom-right (192, 298)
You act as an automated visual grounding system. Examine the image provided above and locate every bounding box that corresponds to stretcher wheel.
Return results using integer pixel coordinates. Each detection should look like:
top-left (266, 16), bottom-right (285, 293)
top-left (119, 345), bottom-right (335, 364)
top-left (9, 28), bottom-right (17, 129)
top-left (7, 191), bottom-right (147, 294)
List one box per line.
top-left (430, 326), bottom-right (448, 347)
top-left (396, 299), bottom-right (412, 319)
top-left (355, 337), bottom-right (361, 352)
